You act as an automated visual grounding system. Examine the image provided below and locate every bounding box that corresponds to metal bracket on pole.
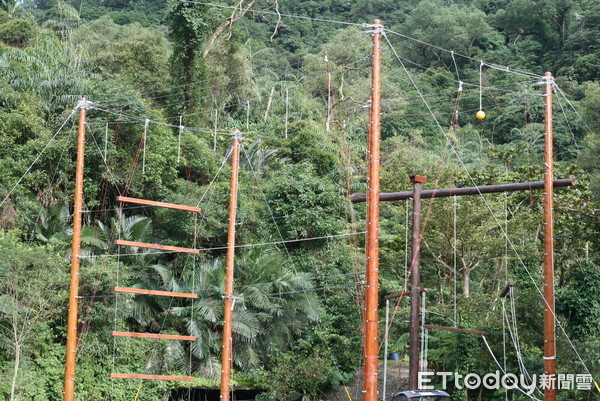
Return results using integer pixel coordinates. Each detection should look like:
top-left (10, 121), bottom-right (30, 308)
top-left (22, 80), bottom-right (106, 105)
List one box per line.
top-left (76, 100), bottom-right (91, 110)
top-left (364, 23), bottom-right (384, 35)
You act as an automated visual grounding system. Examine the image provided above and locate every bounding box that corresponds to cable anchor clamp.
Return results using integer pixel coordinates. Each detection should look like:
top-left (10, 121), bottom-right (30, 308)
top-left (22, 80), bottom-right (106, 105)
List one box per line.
top-left (364, 23), bottom-right (384, 35)
top-left (76, 100), bottom-right (91, 110)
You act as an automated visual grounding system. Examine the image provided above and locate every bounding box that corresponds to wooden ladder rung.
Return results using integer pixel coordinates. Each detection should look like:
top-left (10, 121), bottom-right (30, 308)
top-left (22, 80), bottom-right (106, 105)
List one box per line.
top-left (115, 240), bottom-right (199, 255)
top-left (110, 373), bottom-right (194, 381)
top-left (114, 287), bottom-right (198, 299)
top-left (111, 331), bottom-right (196, 341)
top-left (117, 196), bottom-right (201, 213)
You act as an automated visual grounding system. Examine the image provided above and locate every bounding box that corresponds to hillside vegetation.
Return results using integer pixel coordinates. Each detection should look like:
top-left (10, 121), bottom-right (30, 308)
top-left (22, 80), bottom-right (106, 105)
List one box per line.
top-left (0, 1), bottom-right (598, 400)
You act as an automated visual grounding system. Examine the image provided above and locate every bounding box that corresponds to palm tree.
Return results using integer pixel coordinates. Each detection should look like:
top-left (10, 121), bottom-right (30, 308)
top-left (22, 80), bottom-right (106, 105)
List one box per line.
top-left (115, 247), bottom-right (320, 377)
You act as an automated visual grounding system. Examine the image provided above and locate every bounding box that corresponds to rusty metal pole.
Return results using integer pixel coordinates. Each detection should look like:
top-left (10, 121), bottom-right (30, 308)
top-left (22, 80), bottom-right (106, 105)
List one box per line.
top-left (543, 72), bottom-right (557, 401)
top-left (220, 130), bottom-right (242, 401)
top-left (63, 99), bottom-right (88, 401)
top-left (408, 175), bottom-right (426, 390)
top-left (362, 19), bottom-right (383, 401)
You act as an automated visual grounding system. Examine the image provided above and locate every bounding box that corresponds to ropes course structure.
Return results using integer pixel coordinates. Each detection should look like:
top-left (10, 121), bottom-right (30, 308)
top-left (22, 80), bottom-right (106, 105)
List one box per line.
top-left (2, 5), bottom-right (598, 401)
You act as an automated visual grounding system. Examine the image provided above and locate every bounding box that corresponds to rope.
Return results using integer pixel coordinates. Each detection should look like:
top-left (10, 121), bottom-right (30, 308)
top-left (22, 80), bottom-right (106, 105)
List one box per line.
top-left (383, 32), bottom-right (596, 380)
top-left (178, 117), bottom-right (184, 164)
top-left (420, 291), bottom-right (427, 371)
top-left (554, 89), bottom-right (580, 149)
top-left (383, 299), bottom-right (390, 401)
top-left (383, 28), bottom-right (543, 79)
top-left (481, 335), bottom-right (542, 401)
top-left (479, 60), bottom-right (484, 111)
top-left (502, 299), bottom-right (508, 401)
top-left (83, 231), bottom-right (368, 259)
top-left (554, 83), bottom-right (594, 134)
top-left (0, 107), bottom-right (77, 209)
top-left (453, 195), bottom-right (457, 327)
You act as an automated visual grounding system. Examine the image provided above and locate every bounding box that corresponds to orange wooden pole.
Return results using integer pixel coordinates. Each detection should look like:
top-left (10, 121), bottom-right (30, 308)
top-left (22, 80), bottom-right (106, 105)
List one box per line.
top-left (220, 130), bottom-right (242, 401)
top-left (363, 20), bottom-right (383, 401)
top-left (543, 72), bottom-right (557, 401)
top-left (63, 99), bottom-right (88, 401)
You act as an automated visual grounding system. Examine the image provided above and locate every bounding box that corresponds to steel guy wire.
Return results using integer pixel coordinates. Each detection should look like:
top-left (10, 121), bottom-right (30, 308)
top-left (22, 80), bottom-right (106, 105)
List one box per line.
top-left (81, 231), bottom-right (368, 259)
top-left (383, 28), bottom-right (544, 79)
top-left (0, 107), bottom-right (77, 209)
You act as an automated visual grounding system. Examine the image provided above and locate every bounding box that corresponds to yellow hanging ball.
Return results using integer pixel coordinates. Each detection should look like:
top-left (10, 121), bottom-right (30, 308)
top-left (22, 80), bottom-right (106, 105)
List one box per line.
top-left (476, 110), bottom-right (486, 120)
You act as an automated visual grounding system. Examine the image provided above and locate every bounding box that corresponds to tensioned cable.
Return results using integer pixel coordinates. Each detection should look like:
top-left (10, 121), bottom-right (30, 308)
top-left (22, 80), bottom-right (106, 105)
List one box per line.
top-left (554, 89), bottom-right (581, 150)
top-left (0, 107), bottom-right (77, 208)
top-left (554, 84), bottom-right (594, 134)
top-left (383, 32), bottom-right (595, 380)
top-left (77, 281), bottom-right (364, 299)
top-left (95, 53), bottom-right (370, 110)
top-left (75, 270), bottom-right (366, 299)
top-left (481, 335), bottom-right (543, 401)
top-left (383, 28), bottom-right (543, 79)
top-left (89, 105), bottom-right (235, 136)
top-left (179, 0), bottom-right (364, 26)
top-left (195, 145), bottom-right (234, 208)
top-left (82, 231), bottom-right (368, 259)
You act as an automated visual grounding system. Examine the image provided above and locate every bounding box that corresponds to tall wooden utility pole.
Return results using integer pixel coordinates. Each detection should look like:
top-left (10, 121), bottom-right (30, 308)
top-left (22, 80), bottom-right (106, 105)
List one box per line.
top-left (408, 175), bottom-right (426, 390)
top-left (542, 71), bottom-right (556, 401)
top-left (220, 129), bottom-right (242, 401)
top-left (63, 99), bottom-right (88, 401)
top-left (363, 19), bottom-right (383, 401)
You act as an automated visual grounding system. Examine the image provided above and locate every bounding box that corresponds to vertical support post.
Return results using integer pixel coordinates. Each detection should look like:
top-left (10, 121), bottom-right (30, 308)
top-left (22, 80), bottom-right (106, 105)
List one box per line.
top-left (362, 19), bottom-right (383, 401)
top-left (543, 72), bottom-right (556, 401)
top-left (408, 174), bottom-right (426, 390)
top-left (220, 130), bottom-right (242, 401)
top-left (63, 99), bottom-right (88, 401)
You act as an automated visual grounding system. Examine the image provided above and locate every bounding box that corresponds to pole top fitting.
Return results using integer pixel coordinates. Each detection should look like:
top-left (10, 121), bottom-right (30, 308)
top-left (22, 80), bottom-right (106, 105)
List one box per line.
top-left (76, 98), bottom-right (91, 110)
top-left (232, 128), bottom-right (243, 140)
top-left (409, 175), bottom-right (427, 183)
top-left (543, 73), bottom-right (555, 86)
top-left (364, 20), bottom-right (383, 34)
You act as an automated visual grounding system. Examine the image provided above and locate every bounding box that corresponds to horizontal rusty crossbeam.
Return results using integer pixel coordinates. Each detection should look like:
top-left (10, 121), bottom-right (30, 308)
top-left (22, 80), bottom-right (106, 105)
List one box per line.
top-left (110, 373), bottom-right (194, 381)
top-left (115, 240), bottom-right (199, 255)
top-left (423, 324), bottom-right (488, 336)
top-left (117, 196), bottom-right (201, 213)
top-left (111, 331), bottom-right (196, 341)
top-left (499, 282), bottom-right (516, 298)
top-left (350, 179), bottom-right (576, 203)
top-left (114, 287), bottom-right (198, 299)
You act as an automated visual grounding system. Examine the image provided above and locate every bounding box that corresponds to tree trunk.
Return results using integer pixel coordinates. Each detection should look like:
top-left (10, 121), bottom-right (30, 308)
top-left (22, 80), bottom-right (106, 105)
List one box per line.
top-left (462, 269), bottom-right (470, 298)
top-left (10, 343), bottom-right (20, 401)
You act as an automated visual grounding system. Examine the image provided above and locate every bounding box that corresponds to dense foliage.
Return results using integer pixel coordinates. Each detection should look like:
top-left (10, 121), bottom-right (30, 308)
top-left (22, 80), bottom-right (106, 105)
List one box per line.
top-left (0, 1), bottom-right (598, 400)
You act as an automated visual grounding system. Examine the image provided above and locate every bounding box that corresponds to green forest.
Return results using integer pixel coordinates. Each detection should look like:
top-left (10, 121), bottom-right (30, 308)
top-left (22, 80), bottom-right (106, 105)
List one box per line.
top-left (0, 0), bottom-right (598, 400)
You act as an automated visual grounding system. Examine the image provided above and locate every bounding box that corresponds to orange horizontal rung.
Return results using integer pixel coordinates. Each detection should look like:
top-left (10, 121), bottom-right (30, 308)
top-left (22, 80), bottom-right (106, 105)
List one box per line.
top-left (115, 240), bottom-right (199, 254)
top-left (110, 373), bottom-right (194, 381)
top-left (117, 196), bottom-right (201, 213)
top-left (114, 287), bottom-right (198, 299)
top-left (111, 331), bottom-right (196, 341)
